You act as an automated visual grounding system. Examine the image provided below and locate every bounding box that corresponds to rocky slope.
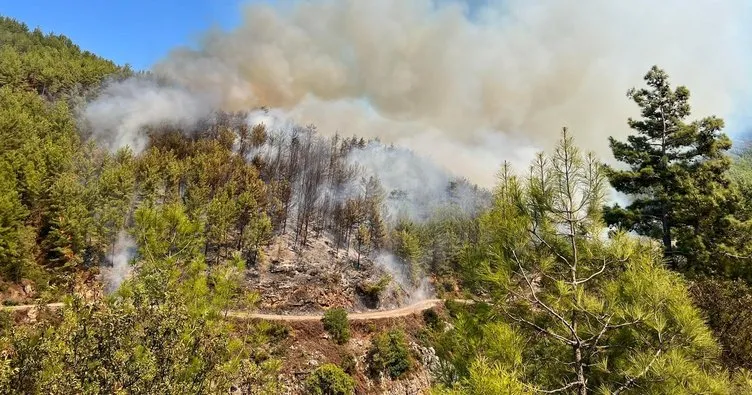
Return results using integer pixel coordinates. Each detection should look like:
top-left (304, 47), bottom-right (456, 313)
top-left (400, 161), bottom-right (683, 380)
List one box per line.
top-left (248, 233), bottom-right (417, 314)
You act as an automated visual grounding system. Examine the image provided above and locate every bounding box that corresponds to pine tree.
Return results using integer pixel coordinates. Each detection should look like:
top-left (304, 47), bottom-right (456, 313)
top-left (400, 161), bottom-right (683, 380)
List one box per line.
top-left (0, 160), bottom-right (33, 281)
top-left (355, 223), bottom-right (371, 269)
top-left (392, 225), bottom-right (423, 285)
top-left (363, 176), bottom-right (387, 250)
top-left (204, 186), bottom-right (239, 264)
top-left (445, 130), bottom-right (733, 394)
top-left (604, 66), bottom-right (733, 271)
top-left (2, 219), bottom-right (274, 394)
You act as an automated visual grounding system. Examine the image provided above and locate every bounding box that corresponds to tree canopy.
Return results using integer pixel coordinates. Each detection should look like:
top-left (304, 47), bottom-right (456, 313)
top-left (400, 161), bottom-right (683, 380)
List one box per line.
top-left (604, 66), bottom-right (735, 275)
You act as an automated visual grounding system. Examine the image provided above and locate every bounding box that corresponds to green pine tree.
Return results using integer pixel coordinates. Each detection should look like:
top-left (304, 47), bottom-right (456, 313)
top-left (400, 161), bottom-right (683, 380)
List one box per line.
top-left (604, 66), bottom-right (733, 272)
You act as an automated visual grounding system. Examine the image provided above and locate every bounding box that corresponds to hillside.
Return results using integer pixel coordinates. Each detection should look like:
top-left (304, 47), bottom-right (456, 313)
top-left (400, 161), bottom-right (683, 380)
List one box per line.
top-left (0, 16), bottom-right (474, 394)
top-left (0, 16), bottom-right (130, 299)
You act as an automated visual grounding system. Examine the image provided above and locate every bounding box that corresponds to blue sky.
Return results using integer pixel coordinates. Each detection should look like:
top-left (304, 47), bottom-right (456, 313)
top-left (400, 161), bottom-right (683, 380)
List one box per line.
top-left (0, 0), bottom-right (486, 71)
top-left (0, 0), bottom-right (263, 70)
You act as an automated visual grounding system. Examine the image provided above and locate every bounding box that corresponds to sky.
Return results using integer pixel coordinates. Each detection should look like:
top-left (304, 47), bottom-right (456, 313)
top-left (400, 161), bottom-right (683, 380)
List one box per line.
top-left (0, 0), bottom-right (491, 71)
top-left (0, 0), bottom-right (259, 71)
top-left (1, 0), bottom-right (749, 140)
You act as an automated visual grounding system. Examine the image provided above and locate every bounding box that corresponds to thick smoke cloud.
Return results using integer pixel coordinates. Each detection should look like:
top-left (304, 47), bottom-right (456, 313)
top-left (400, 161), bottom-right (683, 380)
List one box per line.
top-left (85, 0), bottom-right (752, 186)
top-left (83, 78), bottom-right (218, 153)
top-left (245, 109), bottom-right (488, 223)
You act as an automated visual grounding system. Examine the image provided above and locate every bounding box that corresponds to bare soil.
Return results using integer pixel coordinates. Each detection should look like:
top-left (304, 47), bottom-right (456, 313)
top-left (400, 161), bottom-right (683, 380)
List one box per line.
top-left (248, 232), bottom-right (412, 313)
top-left (266, 309), bottom-right (439, 395)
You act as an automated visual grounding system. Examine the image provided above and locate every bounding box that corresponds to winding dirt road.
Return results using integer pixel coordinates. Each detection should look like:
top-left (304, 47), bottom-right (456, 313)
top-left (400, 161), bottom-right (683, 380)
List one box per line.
top-left (3, 299), bottom-right (452, 322)
top-left (2, 302), bottom-right (64, 312)
top-left (228, 298), bottom-right (445, 321)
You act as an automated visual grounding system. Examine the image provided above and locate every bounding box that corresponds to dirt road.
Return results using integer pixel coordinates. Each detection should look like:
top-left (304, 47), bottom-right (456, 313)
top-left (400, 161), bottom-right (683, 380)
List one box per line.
top-left (2, 302), bottom-right (64, 311)
top-left (228, 298), bottom-right (445, 321)
top-left (3, 299), bottom-right (453, 322)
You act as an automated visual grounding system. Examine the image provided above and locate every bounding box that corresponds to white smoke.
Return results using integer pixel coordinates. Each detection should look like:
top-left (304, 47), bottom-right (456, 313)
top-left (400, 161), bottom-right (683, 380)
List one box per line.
top-left (245, 109), bottom-right (488, 223)
top-left (374, 252), bottom-right (434, 302)
top-left (83, 0), bottom-right (752, 187)
top-left (345, 143), bottom-right (487, 222)
top-left (102, 231), bottom-right (137, 293)
top-left (82, 77), bottom-right (219, 153)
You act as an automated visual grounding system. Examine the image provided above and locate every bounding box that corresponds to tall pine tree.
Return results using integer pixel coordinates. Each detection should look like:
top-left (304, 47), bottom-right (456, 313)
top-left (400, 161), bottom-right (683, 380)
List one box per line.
top-left (604, 66), bottom-right (733, 272)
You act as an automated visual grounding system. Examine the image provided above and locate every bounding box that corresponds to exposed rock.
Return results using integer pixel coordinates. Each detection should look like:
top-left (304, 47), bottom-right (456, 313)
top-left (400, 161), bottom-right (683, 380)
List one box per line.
top-left (361, 368), bottom-right (432, 395)
top-left (411, 343), bottom-right (440, 376)
top-left (380, 371), bottom-right (431, 395)
top-left (248, 233), bottom-right (410, 314)
top-left (22, 282), bottom-right (34, 296)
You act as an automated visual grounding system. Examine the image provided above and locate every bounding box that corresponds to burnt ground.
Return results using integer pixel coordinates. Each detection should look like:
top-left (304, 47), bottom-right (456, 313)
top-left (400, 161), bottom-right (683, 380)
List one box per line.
top-left (247, 233), bottom-right (413, 314)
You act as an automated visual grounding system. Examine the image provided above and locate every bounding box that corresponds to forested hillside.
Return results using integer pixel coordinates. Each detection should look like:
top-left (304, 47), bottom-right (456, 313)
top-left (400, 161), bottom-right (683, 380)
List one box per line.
top-left (0, 16), bottom-right (131, 286)
top-left (0, 14), bottom-right (481, 298)
top-left (0, 17), bottom-right (478, 393)
top-left (2, 15), bottom-right (752, 395)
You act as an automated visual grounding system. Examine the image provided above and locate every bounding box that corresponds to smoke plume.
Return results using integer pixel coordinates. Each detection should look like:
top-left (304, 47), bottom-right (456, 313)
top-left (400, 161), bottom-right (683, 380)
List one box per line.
top-left (374, 252), bottom-right (434, 303)
top-left (245, 109), bottom-right (487, 223)
top-left (345, 143), bottom-right (487, 222)
top-left (101, 231), bottom-right (137, 293)
top-left (84, 0), bottom-right (752, 186)
top-left (83, 77), bottom-right (219, 153)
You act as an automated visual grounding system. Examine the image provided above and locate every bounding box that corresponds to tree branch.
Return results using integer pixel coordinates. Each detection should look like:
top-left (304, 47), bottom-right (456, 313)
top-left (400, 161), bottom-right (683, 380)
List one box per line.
top-left (572, 258), bottom-right (607, 285)
top-left (528, 229), bottom-right (571, 268)
top-left (502, 307), bottom-right (575, 346)
top-left (512, 249), bottom-right (580, 342)
top-left (533, 380), bottom-right (583, 393)
top-left (612, 334), bottom-right (672, 395)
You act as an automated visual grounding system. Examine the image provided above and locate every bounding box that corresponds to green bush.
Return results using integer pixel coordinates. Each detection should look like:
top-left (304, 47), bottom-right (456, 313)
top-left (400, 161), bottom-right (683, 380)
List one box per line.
top-left (358, 276), bottom-right (391, 307)
top-left (339, 351), bottom-right (357, 374)
top-left (0, 311), bottom-right (12, 336)
top-left (367, 329), bottom-right (413, 379)
top-left (444, 299), bottom-right (464, 318)
top-left (259, 320), bottom-right (291, 342)
top-left (304, 363), bottom-right (355, 395)
top-left (359, 276), bottom-right (390, 298)
top-left (322, 307), bottom-right (351, 344)
top-left (422, 308), bottom-right (443, 331)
